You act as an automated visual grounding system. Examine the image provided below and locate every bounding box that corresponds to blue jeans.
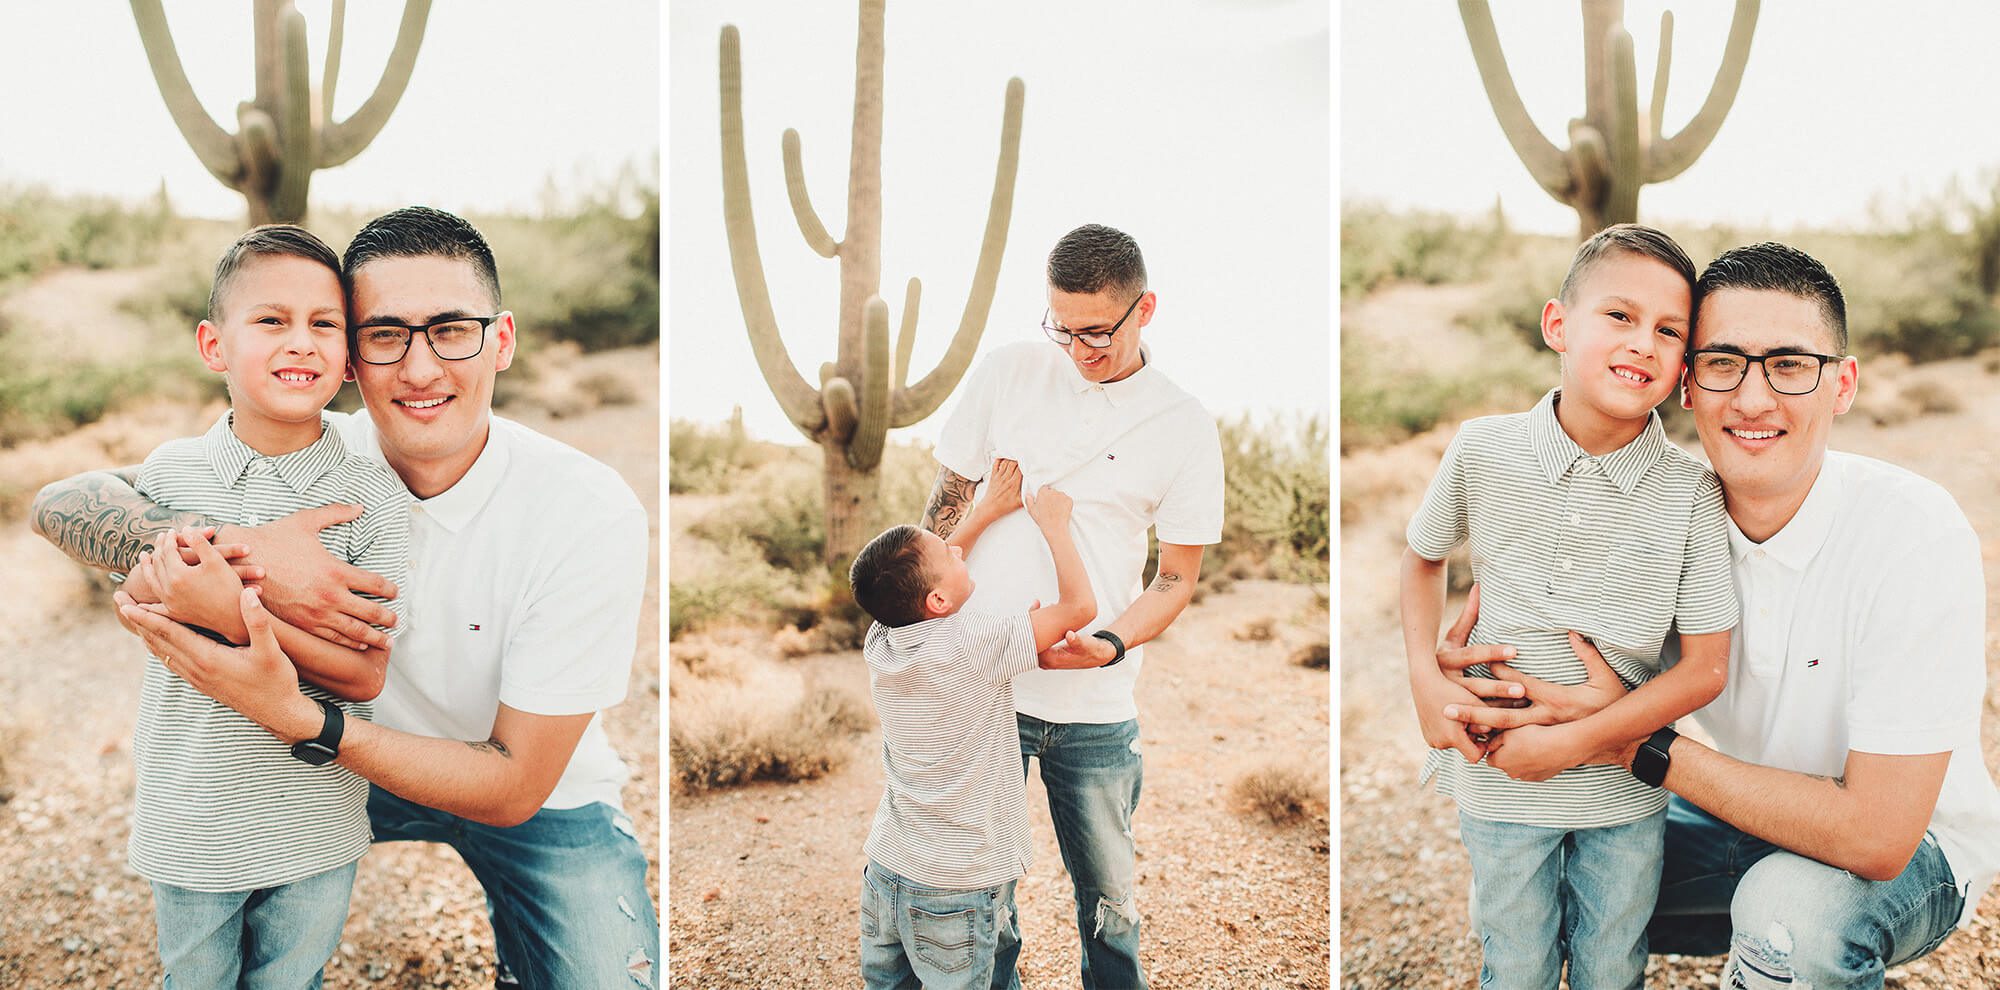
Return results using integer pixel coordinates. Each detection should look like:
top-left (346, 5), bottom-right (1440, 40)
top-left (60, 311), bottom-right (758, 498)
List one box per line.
top-left (367, 787), bottom-right (658, 989)
top-left (1458, 807), bottom-right (1666, 990)
top-left (1649, 796), bottom-right (1963, 989)
top-left (861, 862), bottom-right (1014, 990)
top-left (992, 714), bottom-right (1145, 990)
top-left (151, 860), bottom-right (356, 989)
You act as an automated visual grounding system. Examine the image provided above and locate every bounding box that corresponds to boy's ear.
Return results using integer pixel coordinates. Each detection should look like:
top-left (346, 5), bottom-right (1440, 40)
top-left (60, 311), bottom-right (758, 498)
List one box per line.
top-left (923, 587), bottom-right (951, 619)
top-left (1540, 298), bottom-right (1567, 353)
top-left (196, 320), bottom-right (228, 373)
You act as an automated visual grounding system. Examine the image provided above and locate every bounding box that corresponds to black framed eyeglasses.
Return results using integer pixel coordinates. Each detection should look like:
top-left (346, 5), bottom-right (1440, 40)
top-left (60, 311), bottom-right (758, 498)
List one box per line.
top-left (1688, 348), bottom-right (1843, 395)
top-left (1042, 292), bottom-right (1146, 349)
top-left (353, 315), bottom-right (503, 365)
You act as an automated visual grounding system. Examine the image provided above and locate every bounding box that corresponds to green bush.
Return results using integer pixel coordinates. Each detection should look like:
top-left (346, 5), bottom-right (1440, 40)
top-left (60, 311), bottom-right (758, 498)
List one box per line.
top-left (1217, 413), bottom-right (1330, 582)
top-left (1341, 201), bottom-right (1508, 296)
top-left (0, 185), bottom-right (175, 286)
top-left (667, 539), bottom-right (800, 640)
top-left (669, 411), bottom-right (770, 494)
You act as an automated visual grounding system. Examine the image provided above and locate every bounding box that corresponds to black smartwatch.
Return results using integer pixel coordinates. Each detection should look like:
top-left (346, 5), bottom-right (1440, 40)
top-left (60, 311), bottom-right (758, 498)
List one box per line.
top-left (291, 698), bottom-right (345, 766)
top-left (1631, 726), bottom-right (1678, 788)
top-left (1090, 630), bottom-right (1127, 667)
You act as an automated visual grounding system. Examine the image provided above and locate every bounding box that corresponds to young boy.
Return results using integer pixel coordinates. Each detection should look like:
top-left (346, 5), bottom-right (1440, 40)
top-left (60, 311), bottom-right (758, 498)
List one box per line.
top-left (119, 225), bottom-right (410, 988)
top-left (1401, 224), bottom-right (1739, 989)
top-left (848, 458), bottom-right (1108, 990)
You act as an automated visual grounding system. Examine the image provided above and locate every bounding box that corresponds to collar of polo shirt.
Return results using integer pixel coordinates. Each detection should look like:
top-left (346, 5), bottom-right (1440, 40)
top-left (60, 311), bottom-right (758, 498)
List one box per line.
top-left (1526, 388), bottom-right (1667, 495)
top-left (204, 410), bottom-right (349, 492)
top-left (1726, 452), bottom-right (1843, 569)
top-left (1067, 345), bottom-right (1154, 404)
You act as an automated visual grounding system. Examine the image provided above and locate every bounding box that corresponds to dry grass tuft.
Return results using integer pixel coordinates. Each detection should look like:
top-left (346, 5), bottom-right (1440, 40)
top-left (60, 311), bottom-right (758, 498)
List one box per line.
top-left (1230, 762), bottom-right (1327, 826)
top-left (1233, 617), bottom-right (1277, 642)
top-left (1289, 642), bottom-right (1330, 670)
top-left (669, 679), bottom-right (872, 794)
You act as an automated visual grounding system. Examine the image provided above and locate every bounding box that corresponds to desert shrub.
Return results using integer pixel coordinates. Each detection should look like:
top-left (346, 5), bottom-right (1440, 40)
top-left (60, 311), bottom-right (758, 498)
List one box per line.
top-left (691, 458), bottom-right (825, 573)
top-left (669, 411), bottom-right (768, 494)
top-left (667, 540), bottom-right (800, 640)
top-left (1341, 202), bottom-right (1508, 296)
top-left (1215, 413), bottom-right (1328, 583)
top-left (1230, 762), bottom-right (1327, 826)
top-left (1289, 642), bottom-right (1330, 670)
top-left (475, 175), bottom-right (659, 353)
top-left (0, 185), bottom-right (175, 285)
top-left (670, 681), bottom-right (872, 793)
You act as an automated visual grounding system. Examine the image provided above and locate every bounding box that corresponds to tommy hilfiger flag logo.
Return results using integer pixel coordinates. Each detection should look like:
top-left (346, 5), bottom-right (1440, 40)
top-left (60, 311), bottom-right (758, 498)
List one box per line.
top-left (468, 623), bottom-right (482, 631)
top-left (1807, 658), bottom-right (1820, 667)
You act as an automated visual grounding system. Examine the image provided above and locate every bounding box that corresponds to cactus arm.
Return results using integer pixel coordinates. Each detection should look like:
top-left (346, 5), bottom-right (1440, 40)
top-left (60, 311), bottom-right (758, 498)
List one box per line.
top-left (1603, 23), bottom-right (1641, 228)
top-left (271, 5), bottom-right (314, 222)
top-left (894, 278), bottom-right (920, 390)
top-left (1647, 10), bottom-right (1671, 149)
top-left (783, 129), bottom-right (840, 258)
top-left (129, 0), bottom-right (243, 187)
top-left (891, 77), bottom-right (1023, 427)
top-left (322, 0), bottom-right (345, 123)
top-left (1647, 0), bottom-right (1758, 182)
top-left (824, 378), bottom-right (859, 445)
top-left (1456, 0), bottom-right (1571, 200)
top-left (318, 0), bottom-right (432, 168)
top-left (720, 25), bottom-right (826, 438)
top-left (848, 297), bottom-right (892, 470)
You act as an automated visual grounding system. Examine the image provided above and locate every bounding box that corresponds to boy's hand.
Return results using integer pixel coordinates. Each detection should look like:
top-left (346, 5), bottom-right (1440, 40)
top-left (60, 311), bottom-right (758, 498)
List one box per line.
top-left (1023, 485), bottom-right (1072, 532)
top-left (1440, 631), bottom-right (1629, 731)
top-left (975, 458), bottom-right (1024, 519)
top-left (1038, 629), bottom-right (1116, 669)
top-left (143, 527), bottom-right (250, 643)
top-left (226, 505), bottom-right (398, 651)
top-left (1411, 674), bottom-right (1490, 764)
top-left (1483, 723), bottom-right (1589, 783)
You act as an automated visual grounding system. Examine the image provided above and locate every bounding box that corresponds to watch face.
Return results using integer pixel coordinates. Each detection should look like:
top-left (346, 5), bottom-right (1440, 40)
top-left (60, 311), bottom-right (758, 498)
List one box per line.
top-left (292, 741), bottom-right (339, 766)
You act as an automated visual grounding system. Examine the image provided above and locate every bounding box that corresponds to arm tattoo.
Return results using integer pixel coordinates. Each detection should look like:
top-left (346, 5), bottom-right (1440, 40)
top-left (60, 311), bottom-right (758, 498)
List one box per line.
top-left (921, 466), bottom-right (978, 538)
top-left (1149, 572), bottom-right (1185, 595)
top-left (465, 737), bottom-right (514, 759)
top-left (30, 468), bottom-right (214, 573)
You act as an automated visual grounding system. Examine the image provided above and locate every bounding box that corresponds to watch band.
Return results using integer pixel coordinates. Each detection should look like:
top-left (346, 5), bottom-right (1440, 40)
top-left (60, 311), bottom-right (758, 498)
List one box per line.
top-left (1090, 629), bottom-right (1127, 667)
top-left (290, 698), bottom-right (344, 766)
top-left (1631, 726), bottom-right (1678, 788)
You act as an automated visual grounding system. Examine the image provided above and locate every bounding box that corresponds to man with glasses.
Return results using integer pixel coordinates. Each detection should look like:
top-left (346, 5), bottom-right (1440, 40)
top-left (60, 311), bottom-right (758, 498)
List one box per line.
top-left (32, 207), bottom-right (657, 988)
top-left (1442, 242), bottom-right (2000, 986)
top-left (922, 223), bottom-right (1223, 989)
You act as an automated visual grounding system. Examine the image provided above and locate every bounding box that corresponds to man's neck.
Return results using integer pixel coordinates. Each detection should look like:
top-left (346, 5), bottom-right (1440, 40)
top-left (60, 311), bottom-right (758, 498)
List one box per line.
top-left (1724, 462), bottom-right (1826, 544)
top-left (385, 421), bottom-right (492, 500)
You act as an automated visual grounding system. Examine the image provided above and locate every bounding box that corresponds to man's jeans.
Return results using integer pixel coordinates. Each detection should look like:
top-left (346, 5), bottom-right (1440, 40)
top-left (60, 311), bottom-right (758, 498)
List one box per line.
top-left (1458, 807), bottom-right (1666, 990)
top-left (861, 862), bottom-right (1014, 990)
top-left (367, 787), bottom-right (659, 989)
top-left (992, 714), bottom-right (1145, 990)
top-left (1649, 796), bottom-right (1963, 989)
top-left (151, 860), bottom-right (355, 989)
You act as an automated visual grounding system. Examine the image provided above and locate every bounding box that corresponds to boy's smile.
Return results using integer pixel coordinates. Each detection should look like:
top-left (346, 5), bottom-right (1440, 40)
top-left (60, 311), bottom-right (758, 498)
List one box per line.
top-left (196, 254), bottom-right (347, 456)
top-left (1541, 252), bottom-right (1691, 454)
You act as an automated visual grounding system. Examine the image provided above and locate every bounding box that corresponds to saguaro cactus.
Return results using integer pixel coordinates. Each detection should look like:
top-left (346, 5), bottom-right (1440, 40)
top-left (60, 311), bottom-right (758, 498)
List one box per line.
top-left (131, 0), bottom-right (432, 225)
top-left (720, 0), bottom-right (1024, 570)
top-left (1459, 0), bottom-right (1758, 241)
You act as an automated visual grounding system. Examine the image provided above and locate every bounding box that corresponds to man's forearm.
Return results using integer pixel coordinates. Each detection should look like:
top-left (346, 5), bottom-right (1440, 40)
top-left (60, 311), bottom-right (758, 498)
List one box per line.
top-left (32, 468), bottom-right (214, 572)
top-left (921, 465), bottom-right (978, 538)
top-left (1665, 739), bottom-right (1944, 881)
top-left (1101, 547), bottom-right (1202, 649)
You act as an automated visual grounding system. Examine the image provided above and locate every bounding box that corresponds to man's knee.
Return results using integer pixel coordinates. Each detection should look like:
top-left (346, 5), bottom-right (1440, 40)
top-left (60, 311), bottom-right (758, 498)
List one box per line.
top-left (1725, 855), bottom-right (1879, 988)
top-left (1085, 886), bottom-right (1140, 940)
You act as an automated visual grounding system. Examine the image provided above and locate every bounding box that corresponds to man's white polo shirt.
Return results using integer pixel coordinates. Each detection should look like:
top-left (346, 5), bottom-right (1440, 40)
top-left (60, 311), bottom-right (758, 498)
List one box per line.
top-left (935, 341), bottom-right (1224, 724)
top-left (336, 411), bottom-right (650, 811)
top-left (1693, 450), bottom-right (2000, 927)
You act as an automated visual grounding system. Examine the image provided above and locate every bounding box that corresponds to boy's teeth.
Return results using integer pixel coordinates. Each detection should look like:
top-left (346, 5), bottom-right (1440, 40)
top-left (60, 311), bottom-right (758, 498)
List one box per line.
top-left (404, 397), bottom-right (448, 409)
top-left (1613, 368), bottom-right (1648, 382)
top-left (276, 371), bottom-right (315, 381)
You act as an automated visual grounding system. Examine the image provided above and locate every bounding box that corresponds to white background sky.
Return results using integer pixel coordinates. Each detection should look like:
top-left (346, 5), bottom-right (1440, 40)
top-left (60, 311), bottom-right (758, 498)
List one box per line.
top-left (1343, 3), bottom-right (2000, 235)
top-left (0, 4), bottom-right (658, 218)
top-left (668, 1), bottom-right (1330, 443)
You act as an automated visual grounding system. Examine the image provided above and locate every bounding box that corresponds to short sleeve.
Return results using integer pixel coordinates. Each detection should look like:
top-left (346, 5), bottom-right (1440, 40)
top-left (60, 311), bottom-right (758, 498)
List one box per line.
top-left (341, 465), bottom-right (413, 640)
top-left (1846, 525), bottom-right (1986, 755)
top-left (953, 609), bottom-right (1036, 685)
top-left (1406, 429), bottom-right (1471, 561)
top-left (1672, 472), bottom-right (1739, 635)
top-left (1153, 408), bottom-right (1224, 546)
top-left (934, 350), bottom-right (1005, 482)
top-left (496, 496), bottom-right (651, 716)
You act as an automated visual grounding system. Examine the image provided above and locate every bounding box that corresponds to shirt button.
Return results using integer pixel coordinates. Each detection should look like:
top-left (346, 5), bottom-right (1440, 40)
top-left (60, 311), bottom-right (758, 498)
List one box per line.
top-left (1558, 559), bottom-right (1571, 572)
top-left (1569, 513), bottom-right (1581, 525)
top-left (1754, 549), bottom-right (1765, 559)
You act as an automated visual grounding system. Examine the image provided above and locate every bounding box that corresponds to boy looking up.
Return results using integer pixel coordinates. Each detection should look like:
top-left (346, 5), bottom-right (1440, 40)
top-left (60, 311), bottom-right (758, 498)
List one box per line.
top-left (1401, 224), bottom-right (1738, 989)
top-left (848, 459), bottom-right (1107, 990)
top-left (120, 225), bottom-right (409, 988)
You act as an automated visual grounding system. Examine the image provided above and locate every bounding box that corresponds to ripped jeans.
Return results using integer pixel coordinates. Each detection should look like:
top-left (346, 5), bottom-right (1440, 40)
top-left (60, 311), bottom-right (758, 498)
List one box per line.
top-left (367, 787), bottom-right (659, 989)
top-left (994, 715), bottom-right (1146, 990)
top-left (1649, 796), bottom-right (1963, 990)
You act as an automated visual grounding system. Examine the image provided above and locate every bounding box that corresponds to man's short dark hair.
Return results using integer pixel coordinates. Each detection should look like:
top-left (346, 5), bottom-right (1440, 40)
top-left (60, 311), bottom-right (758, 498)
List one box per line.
top-left (849, 525), bottom-right (934, 628)
top-left (1047, 223), bottom-right (1146, 297)
top-left (1696, 242), bottom-right (1849, 353)
top-left (342, 205), bottom-right (502, 309)
top-left (1557, 223), bottom-right (1698, 306)
top-left (207, 224), bottom-right (342, 322)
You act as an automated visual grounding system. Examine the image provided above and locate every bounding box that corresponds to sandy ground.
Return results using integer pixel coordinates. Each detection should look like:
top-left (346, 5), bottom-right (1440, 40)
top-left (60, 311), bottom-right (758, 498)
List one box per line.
top-left (667, 495), bottom-right (1333, 987)
top-left (1340, 282), bottom-right (2000, 987)
top-left (0, 285), bottom-right (661, 990)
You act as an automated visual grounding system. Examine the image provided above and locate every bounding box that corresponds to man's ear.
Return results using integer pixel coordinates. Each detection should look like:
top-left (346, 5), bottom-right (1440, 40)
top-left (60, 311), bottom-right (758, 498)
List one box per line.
top-left (196, 321), bottom-right (228, 373)
top-left (1133, 291), bottom-right (1158, 330)
top-left (1539, 298), bottom-right (1567, 353)
top-left (1680, 364), bottom-right (1695, 409)
top-left (1831, 355), bottom-right (1860, 415)
top-left (492, 311), bottom-right (517, 373)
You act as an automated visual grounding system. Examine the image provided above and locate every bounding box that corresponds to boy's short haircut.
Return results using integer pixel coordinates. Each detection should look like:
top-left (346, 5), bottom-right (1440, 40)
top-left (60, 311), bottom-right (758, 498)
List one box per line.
top-left (342, 205), bottom-right (503, 310)
top-left (207, 224), bottom-right (342, 322)
top-left (1556, 223), bottom-right (1698, 305)
top-left (1696, 241), bottom-right (1849, 353)
top-left (850, 524), bottom-right (934, 628)
top-left (1047, 223), bottom-right (1147, 297)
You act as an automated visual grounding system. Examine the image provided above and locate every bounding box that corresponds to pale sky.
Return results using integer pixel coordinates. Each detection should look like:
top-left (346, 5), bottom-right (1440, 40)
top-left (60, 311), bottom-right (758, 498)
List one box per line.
top-left (0, 4), bottom-right (658, 218)
top-left (1343, 3), bottom-right (2000, 235)
top-left (668, 1), bottom-right (1330, 443)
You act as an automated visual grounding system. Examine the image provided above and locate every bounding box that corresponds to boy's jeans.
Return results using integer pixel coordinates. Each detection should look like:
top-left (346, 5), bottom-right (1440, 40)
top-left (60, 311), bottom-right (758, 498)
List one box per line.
top-left (861, 862), bottom-right (1014, 990)
top-left (151, 860), bottom-right (356, 990)
top-left (1459, 807), bottom-right (1666, 990)
top-left (1648, 796), bottom-right (1962, 990)
top-left (367, 787), bottom-right (659, 989)
top-left (992, 714), bottom-right (1146, 990)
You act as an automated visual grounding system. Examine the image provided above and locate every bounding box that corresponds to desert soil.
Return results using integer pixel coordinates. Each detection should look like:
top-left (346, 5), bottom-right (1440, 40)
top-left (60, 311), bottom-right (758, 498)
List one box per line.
top-left (0, 266), bottom-right (661, 990)
top-left (1341, 281), bottom-right (2000, 988)
top-left (667, 497), bottom-right (1333, 987)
